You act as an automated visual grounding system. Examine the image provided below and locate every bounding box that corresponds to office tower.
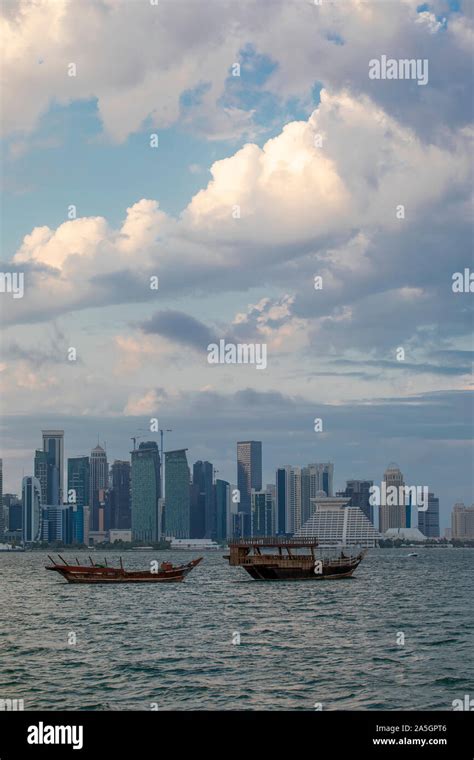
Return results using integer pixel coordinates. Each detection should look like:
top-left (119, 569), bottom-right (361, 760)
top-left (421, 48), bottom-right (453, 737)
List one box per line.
top-left (192, 461), bottom-right (214, 538)
top-left (131, 441), bottom-right (161, 542)
top-left (34, 450), bottom-right (48, 506)
top-left (67, 456), bottom-right (90, 543)
top-left (42, 430), bottom-right (64, 504)
top-left (305, 463), bottom-right (334, 498)
top-left (276, 468), bottom-right (287, 534)
top-left (451, 503), bottom-right (474, 539)
top-left (237, 441), bottom-right (262, 533)
top-left (90, 444), bottom-right (108, 531)
top-left (379, 464), bottom-right (406, 534)
top-left (22, 476), bottom-right (42, 543)
top-left (4, 494), bottom-right (22, 532)
top-left (42, 505), bottom-right (65, 543)
top-left (296, 496), bottom-right (381, 548)
top-left (215, 479), bottom-right (230, 542)
top-left (109, 460), bottom-right (131, 529)
top-left (417, 492), bottom-right (440, 538)
top-left (275, 465), bottom-right (302, 535)
top-left (164, 449), bottom-right (190, 539)
top-left (251, 488), bottom-right (274, 537)
top-left (340, 480), bottom-right (374, 524)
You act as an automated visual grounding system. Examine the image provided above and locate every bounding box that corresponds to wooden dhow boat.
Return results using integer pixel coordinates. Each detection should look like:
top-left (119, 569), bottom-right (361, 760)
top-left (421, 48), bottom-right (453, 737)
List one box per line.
top-left (46, 555), bottom-right (203, 584)
top-left (225, 537), bottom-right (366, 581)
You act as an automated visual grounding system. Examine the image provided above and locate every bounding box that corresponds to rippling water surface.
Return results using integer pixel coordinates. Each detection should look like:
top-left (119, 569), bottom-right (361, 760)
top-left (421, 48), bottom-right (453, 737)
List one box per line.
top-left (0, 548), bottom-right (472, 710)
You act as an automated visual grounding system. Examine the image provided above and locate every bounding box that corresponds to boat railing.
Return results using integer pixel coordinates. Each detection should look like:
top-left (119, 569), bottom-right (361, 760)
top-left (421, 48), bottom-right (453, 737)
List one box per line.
top-left (229, 536), bottom-right (319, 547)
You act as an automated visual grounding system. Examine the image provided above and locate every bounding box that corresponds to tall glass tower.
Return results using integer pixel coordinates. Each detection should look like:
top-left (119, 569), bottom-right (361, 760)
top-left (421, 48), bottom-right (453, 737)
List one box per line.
top-left (41, 430), bottom-right (64, 505)
top-left (22, 476), bottom-right (42, 543)
top-left (131, 442), bottom-right (161, 542)
top-left (164, 449), bottom-right (190, 539)
top-left (237, 441), bottom-right (262, 534)
top-left (68, 456), bottom-right (90, 543)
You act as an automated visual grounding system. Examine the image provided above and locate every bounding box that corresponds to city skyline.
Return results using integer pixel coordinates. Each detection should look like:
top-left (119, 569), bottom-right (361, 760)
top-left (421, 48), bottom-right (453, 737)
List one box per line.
top-left (1, 423), bottom-right (467, 533)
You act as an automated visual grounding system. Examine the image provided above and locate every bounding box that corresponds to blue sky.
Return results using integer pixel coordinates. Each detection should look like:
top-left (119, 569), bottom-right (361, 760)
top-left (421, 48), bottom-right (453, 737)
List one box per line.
top-left (1, 0), bottom-right (472, 529)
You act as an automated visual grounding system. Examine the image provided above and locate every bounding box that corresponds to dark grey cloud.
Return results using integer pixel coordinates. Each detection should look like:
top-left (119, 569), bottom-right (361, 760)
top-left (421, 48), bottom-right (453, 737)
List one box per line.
top-left (137, 309), bottom-right (219, 350)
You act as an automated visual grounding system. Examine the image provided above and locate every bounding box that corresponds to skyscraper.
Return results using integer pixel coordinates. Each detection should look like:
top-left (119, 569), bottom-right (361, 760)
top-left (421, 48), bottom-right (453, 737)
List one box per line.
top-left (275, 466), bottom-right (302, 535)
top-left (451, 503), bottom-right (474, 539)
top-left (251, 488), bottom-right (274, 536)
top-left (237, 441), bottom-right (262, 534)
top-left (417, 492), bottom-right (440, 538)
top-left (192, 460), bottom-right (214, 538)
top-left (109, 460), bottom-right (131, 529)
top-left (164, 449), bottom-right (190, 539)
top-left (215, 479), bottom-right (230, 542)
top-left (131, 442), bottom-right (161, 543)
top-left (379, 464), bottom-right (406, 534)
top-left (340, 480), bottom-right (374, 524)
top-left (34, 449), bottom-right (48, 506)
top-left (22, 476), bottom-right (42, 543)
top-left (89, 444), bottom-right (108, 531)
top-left (68, 456), bottom-right (90, 544)
top-left (42, 430), bottom-right (64, 505)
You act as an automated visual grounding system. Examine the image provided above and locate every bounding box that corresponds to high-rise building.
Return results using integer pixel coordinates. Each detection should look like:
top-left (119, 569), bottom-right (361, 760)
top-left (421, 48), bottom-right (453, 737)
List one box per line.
top-left (215, 479), bottom-right (230, 542)
top-left (109, 460), bottom-right (131, 529)
top-left (417, 492), bottom-right (440, 538)
top-left (451, 503), bottom-right (474, 539)
top-left (164, 449), bottom-right (190, 539)
top-left (4, 494), bottom-right (22, 532)
top-left (275, 466), bottom-right (302, 535)
top-left (34, 449), bottom-right (48, 506)
top-left (42, 505), bottom-right (65, 543)
top-left (42, 430), bottom-right (64, 505)
top-left (339, 480), bottom-right (374, 524)
top-left (192, 461), bottom-right (214, 539)
top-left (89, 444), bottom-right (108, 531)
top-left (237, 441), bottom-right (262, 533)
top-left (379, 464), bottom-right (406, 533)
top-left (22, 476), bottom-right (43, 543)
top-left (67, 456), bottom-right (90, 543)
top-left (251, 487), bottom-right (274, 536)
top-left (131, 442), bottom-right (161, 543)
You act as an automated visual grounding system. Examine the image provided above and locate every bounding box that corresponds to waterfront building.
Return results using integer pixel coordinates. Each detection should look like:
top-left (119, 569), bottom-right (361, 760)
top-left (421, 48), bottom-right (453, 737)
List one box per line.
top-left (237, 441), bottom-right (262, 534)
top-left (109, 460), bottom-right (131, 529)
top-left (67, 456), bottom-right (90, 543)
top-left (89, 444), bottom-right (108, 531)
top-left (164, 449), bottom-right (190, 538)
top-left (34, 449), bottom-right (48, 506)
top-left (192, 460), bottom-right (214, 538)
top-left (215, 479), bottom-right (230, 542)
top-left (417, 492), bottom-right (440, 538)
top-left (379, 464), bottom-right (406, 533)
top-left (275, 466), bottom-right (302, 534)
top-left (4, 495), bottom-right (22, 532)
top-left (41, 430), bottom-right (64, 505)
top-left (41, 505), bottom-right (66, 543)
top-left (384, 527), bottom-right (426, 542)
top-left (22, 476), bottom-right (43, 543)
top-left (296, 495), bottom-right (381, 548)
top-left (251, 489), bottom-right (274, 536)
top-left (131, 442), bottom-right (161, 542)
top-left (451, 503), bottom-right (474, 539)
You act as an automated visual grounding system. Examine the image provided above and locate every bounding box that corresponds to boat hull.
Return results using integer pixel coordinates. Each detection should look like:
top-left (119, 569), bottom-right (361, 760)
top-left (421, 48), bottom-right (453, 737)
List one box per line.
top-left (46, 558), bottom-right (202, 584)
top-left (241, 559), bottom-right (361, 581)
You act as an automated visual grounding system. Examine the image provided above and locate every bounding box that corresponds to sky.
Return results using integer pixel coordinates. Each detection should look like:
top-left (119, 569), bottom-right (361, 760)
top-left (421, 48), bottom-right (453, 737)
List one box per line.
top-left (0, 0), bottom-right (473, 530)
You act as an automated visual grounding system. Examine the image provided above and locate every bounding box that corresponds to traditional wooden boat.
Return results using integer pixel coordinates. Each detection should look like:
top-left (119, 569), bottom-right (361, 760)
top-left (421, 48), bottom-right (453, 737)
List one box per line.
top-left (225, 537), bottom-right (366, 581)
top-left (45, 554), bottom-right (202, 584)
